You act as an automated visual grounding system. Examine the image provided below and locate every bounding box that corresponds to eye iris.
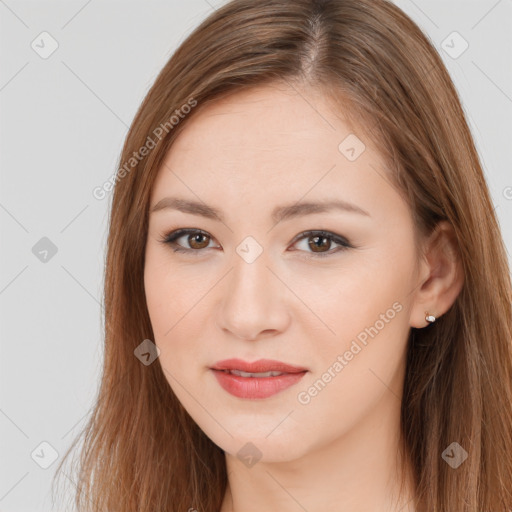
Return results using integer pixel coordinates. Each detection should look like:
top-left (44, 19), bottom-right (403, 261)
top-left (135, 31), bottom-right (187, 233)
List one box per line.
top-left (308, 235), bottom-right (330, 253)
top-left (188, 233), bottom-right (209, 249)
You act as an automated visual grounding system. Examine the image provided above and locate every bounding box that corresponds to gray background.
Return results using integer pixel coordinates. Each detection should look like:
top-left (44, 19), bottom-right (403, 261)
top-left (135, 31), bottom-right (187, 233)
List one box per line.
top-left (0, 1), bottom-right (511, 510)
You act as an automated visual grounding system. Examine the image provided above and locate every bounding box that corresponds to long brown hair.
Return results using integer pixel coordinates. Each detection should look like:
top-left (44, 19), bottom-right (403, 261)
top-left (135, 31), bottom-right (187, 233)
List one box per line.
top-left (51, 0), bottom-right (512, 510)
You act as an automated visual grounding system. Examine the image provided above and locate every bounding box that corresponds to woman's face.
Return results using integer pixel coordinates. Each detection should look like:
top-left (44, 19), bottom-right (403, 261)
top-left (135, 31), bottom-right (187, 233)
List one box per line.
top-left (144, 83), bottom-right (424, 463)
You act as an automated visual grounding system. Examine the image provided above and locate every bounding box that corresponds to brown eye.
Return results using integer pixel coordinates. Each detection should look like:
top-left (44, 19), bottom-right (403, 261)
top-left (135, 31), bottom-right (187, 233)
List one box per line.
top-left (308, 234), bottom-right (332, 253)
top-left (161, 229), bottom-right (216, 254)
top-left (188, 232), bottom-right (210, 250)
top-left (291, 230), bottom-right (352, 259)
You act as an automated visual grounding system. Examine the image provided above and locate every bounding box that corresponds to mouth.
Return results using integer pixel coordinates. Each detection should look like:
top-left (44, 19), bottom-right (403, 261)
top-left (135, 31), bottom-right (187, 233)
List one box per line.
top-left (210, 358), bottom-right (308, 399)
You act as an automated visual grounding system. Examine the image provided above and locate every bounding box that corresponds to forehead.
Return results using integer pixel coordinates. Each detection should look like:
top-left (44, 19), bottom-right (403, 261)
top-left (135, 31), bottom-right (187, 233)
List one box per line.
top-left (169, 84), bottom-right (358, 160)
top-left (150, 83), bottom-right (408, 231)
top-left (156, 85), bottom-right (383, 185)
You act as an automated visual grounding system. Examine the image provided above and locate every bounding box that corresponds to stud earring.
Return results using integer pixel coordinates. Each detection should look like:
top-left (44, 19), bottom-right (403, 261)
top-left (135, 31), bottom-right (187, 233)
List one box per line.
top-left (425, 312), bottom-right (436, 324)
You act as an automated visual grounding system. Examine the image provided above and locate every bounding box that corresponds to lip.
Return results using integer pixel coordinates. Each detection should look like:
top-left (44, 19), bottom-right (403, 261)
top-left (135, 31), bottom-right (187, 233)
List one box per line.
top-left (211, 358), bottom-right (307, 374)
top-left (210, 358), bottom-right (308, 399)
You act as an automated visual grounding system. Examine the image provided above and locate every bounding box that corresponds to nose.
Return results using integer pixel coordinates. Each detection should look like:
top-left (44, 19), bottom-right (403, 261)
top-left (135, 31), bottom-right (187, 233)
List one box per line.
top-left (215, 250), bottom-right (291, 341)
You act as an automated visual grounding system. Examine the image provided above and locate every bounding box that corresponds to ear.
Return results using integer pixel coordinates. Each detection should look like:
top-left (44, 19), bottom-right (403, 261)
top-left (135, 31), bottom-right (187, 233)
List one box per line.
top-left (409, 220), bottom-right (465, 328)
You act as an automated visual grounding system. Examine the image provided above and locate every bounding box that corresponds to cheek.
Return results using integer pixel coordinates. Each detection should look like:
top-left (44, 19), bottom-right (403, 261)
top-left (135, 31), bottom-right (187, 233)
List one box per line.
top-left (143, 249), bottom-right (215, 373)
top-left (144, 244), bottom-right (196, 333)
top-left (289, 247), bottom-right (413, 350)
top-left (290, 271), bottom-right (411, 446)
top-left (288, 246), bottom-right (414, 420)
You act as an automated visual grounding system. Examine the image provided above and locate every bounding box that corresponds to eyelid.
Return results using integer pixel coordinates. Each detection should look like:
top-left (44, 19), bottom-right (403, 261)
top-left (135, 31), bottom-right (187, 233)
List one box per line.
top-left (159, 228), bottom-right (353, 257)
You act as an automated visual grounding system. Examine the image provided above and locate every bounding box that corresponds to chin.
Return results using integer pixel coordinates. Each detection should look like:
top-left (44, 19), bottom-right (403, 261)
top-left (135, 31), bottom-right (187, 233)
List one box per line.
top-left (214, 429), bottom-right (310, 465)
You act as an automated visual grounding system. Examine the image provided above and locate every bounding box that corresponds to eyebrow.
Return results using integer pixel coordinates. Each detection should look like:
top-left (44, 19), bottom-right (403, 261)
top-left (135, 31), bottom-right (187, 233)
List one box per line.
top-left (150, 196), bottom-right (371, 223)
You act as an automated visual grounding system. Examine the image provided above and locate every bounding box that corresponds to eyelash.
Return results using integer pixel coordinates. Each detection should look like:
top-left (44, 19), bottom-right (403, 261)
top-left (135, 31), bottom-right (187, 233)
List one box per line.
top-left (158, 228), bottom-right (353, 259)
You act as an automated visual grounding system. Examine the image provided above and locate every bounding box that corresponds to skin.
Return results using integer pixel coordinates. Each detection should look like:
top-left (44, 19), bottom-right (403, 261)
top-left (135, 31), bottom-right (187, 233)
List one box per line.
top-left (144, 82), bottom-right (464, 511)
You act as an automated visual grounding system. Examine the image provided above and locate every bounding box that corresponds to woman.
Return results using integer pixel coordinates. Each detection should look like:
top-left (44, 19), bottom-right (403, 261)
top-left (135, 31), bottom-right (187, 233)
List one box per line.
top-left (52, 0), bottom-right (512, 510)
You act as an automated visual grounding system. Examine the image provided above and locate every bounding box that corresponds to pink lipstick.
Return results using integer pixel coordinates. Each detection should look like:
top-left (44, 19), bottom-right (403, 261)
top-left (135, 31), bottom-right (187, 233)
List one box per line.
top-left (210, 358), bottom-right (307, 399)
